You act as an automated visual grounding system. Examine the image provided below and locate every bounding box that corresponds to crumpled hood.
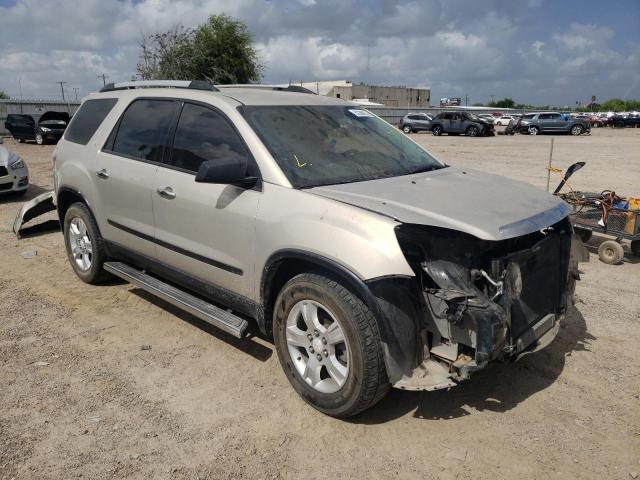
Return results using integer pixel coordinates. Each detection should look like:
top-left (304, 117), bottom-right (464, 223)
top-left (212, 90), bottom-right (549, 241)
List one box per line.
top-left (309, 167), bottom-right (570, 240)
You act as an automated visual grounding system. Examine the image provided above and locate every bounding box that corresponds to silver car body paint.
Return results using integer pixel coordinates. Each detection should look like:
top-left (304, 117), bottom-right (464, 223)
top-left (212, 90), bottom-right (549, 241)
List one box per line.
top-left (0, 144), bottom-right (29, 194)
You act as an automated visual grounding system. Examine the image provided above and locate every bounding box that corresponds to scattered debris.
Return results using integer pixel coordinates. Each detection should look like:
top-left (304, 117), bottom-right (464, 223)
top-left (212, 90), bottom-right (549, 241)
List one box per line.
top-left (630, 472), bottom-right (638, 479)
top-left (21, 250), bottom-right (37, 259)
top-left (87, 416), bottom-right (102, 423)
top-left (140, 345), bottom-right (152, 351)
top-left (32, 361), bottom-right (49, 366)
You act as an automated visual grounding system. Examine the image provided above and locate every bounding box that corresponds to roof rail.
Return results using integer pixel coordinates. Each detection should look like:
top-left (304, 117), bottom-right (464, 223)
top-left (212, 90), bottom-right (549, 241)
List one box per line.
top-left (99, 80), bottom-right (219, 93)
top-left (215, 84), bottom-right (316, 95)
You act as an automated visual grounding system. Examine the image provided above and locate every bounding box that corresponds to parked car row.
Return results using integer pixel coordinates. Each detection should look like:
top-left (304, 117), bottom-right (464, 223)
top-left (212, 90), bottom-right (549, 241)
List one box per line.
top-left (4, 111), bottom-right (70, 145)
top-left (400, 111), bottom-right (495, 136)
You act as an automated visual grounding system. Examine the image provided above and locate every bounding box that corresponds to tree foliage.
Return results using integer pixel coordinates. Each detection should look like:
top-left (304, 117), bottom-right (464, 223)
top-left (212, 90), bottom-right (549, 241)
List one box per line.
top-left (488, 97), bottom-right (515, 108)
top-left (137, 14), bottom-right (262, 84)
top-left (0, 91), bottom-right (9, 100)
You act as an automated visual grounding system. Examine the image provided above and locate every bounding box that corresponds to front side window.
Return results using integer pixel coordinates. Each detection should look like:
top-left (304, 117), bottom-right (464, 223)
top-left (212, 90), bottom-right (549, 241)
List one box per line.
top-left (110, 99), bottom-right (177, 163)
top-left (240, 105), bottom-right (444, 188)
top-left (167, 103), bottom-right (252, 174)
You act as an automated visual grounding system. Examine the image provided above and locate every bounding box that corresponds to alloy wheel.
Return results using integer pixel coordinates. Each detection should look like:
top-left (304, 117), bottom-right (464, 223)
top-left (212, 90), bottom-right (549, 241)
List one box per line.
top-left (68, 217), bottom-right (93, 271)
top-left (285, 300), bottom-right (350, 394)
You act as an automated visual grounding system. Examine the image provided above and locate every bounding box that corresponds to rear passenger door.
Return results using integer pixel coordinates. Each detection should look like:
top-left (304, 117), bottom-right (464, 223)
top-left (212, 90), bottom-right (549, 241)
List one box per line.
top-left (94, 98), bottom-right (179, 259)
top-left (449, 113), bottom-right (464, 133)
top-left (152, 101), bottom-right (261, 299)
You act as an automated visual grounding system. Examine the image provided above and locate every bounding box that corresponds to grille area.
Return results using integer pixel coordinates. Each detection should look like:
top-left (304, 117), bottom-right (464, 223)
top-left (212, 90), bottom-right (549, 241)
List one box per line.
top-left (0, 181), bottom-right (14, 191)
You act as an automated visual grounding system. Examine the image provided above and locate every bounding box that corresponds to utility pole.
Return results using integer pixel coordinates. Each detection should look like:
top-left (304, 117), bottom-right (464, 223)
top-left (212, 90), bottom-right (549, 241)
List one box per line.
top-left (73, 87), bottom-right (79, 101)
top-left (97, 73), bottom-right (108, 86)
top-left (56, 81), bottom-right (68, 101)
top-left (465, 94), bottom-right (469, 106)
top-left (490, 94), bottom-right (495, 105)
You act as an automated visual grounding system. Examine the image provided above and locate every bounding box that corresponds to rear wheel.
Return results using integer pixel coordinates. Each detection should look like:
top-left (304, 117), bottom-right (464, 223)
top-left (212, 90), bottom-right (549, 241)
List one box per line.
top-left (571, 124), bottom-right (583, 136)
top-left (63, 203), bottom-right (110, 284)
top-left (598, 240), bottom-right (624, 265)
top-left (431, 125), bottom-right (443, 136)
top-left (528, 125), bottom-right (539, 135)
top-left (273, 273), bottom-right (389, 418)
top-left (35, 133), bottom-right (44, 145)
top-left (402, 125), bottom-right (412, 134)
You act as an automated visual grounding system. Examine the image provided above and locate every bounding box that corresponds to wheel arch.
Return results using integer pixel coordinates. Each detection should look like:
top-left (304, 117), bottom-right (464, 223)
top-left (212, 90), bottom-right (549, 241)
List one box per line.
top-left (260, 249), bottom-right (423, 384)
top-left (56, 187), bottom-right (92, 224)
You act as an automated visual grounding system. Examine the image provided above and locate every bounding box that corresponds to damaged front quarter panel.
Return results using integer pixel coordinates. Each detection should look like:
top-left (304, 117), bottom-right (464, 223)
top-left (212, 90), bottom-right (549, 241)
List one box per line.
top-left (386, 218), bottom-right (581, 391)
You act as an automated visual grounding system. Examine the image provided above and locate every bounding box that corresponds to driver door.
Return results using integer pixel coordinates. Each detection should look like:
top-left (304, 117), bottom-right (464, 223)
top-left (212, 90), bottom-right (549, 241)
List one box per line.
top-left (152, 101), bottom-right (261, 299)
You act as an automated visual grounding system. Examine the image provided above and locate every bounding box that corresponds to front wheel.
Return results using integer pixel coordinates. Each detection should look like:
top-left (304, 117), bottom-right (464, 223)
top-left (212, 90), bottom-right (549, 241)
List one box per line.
top-left (63, 203), bottom-right (110, 284)
top-left (466, 125), bottom-right (480, 137)
top-left (615, 121), bottom-right (625, 128)
top-left (528, 125), bottom-right (539, 135)
top-left (273, 273), bottom-right (389, 418)
top-left (431, 125), bottom-right (443, 136)
top-left (402, 125), bottom-right (412, 134)
top-left (571, 124), bottom-right (583, 136)
top-left (35, 133), bottom-right (44, 145)
top-left (598, 240), bottom-right (624, 265)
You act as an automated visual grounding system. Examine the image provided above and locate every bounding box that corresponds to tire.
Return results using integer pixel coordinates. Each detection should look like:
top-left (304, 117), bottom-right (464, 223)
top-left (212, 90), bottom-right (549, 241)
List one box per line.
top-left (528, 126), bottom-right (539, 135)
top-left (466, 125), bottom-right (479, 137)
top-left (402, 125), bottom-right (412, 134)
top-left (35, 133), bottom-right (44, 145)
top-left (63, 202), bottom-right (110, 284)
top-left (575, 228), bottom-right (592, 243)
top-left (570, 124), bottom-right (583, 136)
top-left (431, 125), bottom-right (443, 136)
top-left (631, 240), bottom-right (640, 257)
top-left (273, 273), bottom-right (390, 418)
top-left (615, 121), bottom-right (625, 128)
top-left (597, 240), bottom-right (624, 265)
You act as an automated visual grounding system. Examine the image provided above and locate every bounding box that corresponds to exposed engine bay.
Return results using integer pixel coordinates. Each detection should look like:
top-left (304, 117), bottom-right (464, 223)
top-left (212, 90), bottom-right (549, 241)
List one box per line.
top-left (376, 218), bottom-right (585, 391)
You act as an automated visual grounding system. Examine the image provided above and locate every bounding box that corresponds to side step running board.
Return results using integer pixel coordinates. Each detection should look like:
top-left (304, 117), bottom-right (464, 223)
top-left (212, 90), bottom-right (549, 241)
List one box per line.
top-left (104, 262), bottom-right (249, 338)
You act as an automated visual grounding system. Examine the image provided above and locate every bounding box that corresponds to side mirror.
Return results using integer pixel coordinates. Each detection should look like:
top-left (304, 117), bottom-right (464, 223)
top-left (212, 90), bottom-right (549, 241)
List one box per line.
top-left (195, 158), bottom-right (258, 188)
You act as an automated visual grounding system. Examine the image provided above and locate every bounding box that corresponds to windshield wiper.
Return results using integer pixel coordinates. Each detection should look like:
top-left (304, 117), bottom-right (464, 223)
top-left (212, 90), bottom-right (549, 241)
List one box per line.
top-left (406, 164), bottom-right (445, 175)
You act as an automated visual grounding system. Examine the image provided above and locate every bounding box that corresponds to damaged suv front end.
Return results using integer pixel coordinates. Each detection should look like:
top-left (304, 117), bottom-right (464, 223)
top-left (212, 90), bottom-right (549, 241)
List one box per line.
top-left (391, 219), bottom-right (582, 390)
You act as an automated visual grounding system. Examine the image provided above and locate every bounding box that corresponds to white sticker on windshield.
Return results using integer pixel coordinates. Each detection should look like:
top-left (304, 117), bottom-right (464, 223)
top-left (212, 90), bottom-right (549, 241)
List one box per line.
top-left (348, 109), bottom-right (374, 118)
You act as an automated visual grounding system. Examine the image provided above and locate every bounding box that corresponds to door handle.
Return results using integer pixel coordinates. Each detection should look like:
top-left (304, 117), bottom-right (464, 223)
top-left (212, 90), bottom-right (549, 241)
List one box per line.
top-left (157, 186), bottom-right (176, 199)
top-left (96, 168), bottom-right (109, 179)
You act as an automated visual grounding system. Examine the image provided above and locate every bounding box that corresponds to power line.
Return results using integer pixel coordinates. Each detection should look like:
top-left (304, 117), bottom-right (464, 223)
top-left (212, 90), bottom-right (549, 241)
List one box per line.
top-left (73, 87), bottom-right (80, 101)
top-left (97, 73), bottom-right (108, 86)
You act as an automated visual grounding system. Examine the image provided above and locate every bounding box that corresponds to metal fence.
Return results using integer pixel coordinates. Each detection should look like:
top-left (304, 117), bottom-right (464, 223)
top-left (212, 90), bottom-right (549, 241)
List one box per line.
top-left (0, 99), bottom-right (81, 135)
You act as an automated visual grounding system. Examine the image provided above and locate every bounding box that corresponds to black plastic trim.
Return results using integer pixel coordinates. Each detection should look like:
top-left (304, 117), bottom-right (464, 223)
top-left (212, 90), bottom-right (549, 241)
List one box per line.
top-left (107, 219), bottom-right (243, 276)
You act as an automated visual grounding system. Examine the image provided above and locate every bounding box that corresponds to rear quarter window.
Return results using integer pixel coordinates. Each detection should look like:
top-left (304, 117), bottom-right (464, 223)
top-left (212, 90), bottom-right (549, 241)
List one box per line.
top-left (65, 98), bottom-right (118, 145)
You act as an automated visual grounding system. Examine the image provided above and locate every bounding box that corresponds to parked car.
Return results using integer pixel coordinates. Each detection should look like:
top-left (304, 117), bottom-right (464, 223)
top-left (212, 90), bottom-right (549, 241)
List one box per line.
top-left (0, 137), bottom-right (29, 195)
top-left (495, 115), bottom-right (516, 126)
top-left (608, 114), bottom-right (640, 128)
top-left (51, 80), bottom-right (581, 417)
top-left (399, 112), bottom-right (433, 133)
top-left (517, 112), bottom-right (590, 135)
top-left (430, 111), bottom-right (495, 136)
top-left (4, 111), bottom-right (70, 144)
top-left (477, 114), bottom-right (495, 123)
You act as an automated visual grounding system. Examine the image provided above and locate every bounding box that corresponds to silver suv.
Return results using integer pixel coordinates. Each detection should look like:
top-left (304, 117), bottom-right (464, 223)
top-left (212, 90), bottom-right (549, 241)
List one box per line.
top-left (53, 81), bottom-right (581, 417)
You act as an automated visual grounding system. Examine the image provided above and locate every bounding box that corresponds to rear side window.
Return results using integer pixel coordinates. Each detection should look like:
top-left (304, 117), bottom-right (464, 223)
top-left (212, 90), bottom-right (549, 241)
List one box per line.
top-left (110, 99), bottom-right (177, 163)
top-left (65, 99), bottom-right (117, 145)
top-left (167, 103), bottom-right (252, 174)
top-left (8, 114), bottom-right (34, 126)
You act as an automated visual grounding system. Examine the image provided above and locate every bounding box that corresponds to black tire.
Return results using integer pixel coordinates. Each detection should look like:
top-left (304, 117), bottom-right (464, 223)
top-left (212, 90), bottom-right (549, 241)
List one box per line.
top-left (575, 228), bottom-right (592, 243)
top-left (63, 202), bottom-right (110, 284)
top-left (570, 124), bottom-right (583, 136)
top-left (402, 125), bottom-right (412, 134)
top-left (431, 125), bottom-right (443, 136)
top-left (597, 240), bottom-right (624, 265)
top-left (631, 240), bottom-right (640, 257)
top-left (273, 273), bottom-right (390, 418)
top-left (465, 125), bottom-right (480, 137)
top-left (615, 120), bottom-right (625, 128)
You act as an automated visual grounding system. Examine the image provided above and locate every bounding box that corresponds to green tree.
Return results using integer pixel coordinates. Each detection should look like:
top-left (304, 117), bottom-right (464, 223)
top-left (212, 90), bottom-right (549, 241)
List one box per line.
top-left (137, 14), bottom-right (262, 84)
top-left (489, 97), bottom-right (515, 108)
top-left (0, 91), bottom-right (9, 100)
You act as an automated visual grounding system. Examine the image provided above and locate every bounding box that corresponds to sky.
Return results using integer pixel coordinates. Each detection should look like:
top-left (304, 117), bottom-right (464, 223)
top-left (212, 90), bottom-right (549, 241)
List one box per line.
top-left (0, 0), bottom-right (638, 106)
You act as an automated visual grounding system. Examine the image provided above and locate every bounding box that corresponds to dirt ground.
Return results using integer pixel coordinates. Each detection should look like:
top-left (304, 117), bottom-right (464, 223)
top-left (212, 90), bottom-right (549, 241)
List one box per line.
top-left (1, 128), bottom-right (639, 480)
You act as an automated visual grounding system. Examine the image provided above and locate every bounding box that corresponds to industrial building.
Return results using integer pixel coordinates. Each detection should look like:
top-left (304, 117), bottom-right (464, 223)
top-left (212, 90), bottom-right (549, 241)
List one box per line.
top-left (295, 80), bottom-right (431, 107)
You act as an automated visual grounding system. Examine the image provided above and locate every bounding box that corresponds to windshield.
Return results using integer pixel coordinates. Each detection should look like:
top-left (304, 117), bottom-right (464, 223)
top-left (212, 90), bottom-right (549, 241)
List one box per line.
top-left (240, 105), bottom-right (445, 188)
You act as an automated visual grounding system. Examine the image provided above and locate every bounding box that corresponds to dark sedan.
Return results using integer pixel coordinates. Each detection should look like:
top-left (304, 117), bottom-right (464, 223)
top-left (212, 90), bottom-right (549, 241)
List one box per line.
top-left (4, 111), bottom-right (70, 145)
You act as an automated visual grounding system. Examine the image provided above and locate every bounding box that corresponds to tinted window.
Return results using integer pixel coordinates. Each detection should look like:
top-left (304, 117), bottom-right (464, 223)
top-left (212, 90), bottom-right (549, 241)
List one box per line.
top-left (438, 113), bottom-right (451, 120)
top-left (539, 114), bottom-right (552, 119)
top-left (111, 99), bottom-right (177, 162)
top-left (65, 99), bottom-right (117, 145)
top-left (8, 114), bottom-right (34, 126)
top-left (168, 103), bottom-right (251, 174)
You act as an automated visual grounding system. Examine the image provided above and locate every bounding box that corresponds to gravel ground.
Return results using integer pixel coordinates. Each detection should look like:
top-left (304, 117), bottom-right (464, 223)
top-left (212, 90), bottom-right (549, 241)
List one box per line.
top-left (1, 127), bottom-right (639, 480)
